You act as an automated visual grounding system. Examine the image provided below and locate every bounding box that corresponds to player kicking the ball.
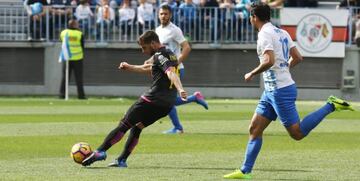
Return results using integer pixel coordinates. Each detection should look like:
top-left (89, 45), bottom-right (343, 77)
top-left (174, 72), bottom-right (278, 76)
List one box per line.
top-left (224, 2), bottom-right (354, 179)
top-left (82, 30), bottom-right (187, 167)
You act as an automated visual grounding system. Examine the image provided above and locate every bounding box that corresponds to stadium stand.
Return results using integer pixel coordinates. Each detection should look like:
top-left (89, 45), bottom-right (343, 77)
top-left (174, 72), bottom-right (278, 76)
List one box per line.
top-left (0, 0), bottom-right (28, 40)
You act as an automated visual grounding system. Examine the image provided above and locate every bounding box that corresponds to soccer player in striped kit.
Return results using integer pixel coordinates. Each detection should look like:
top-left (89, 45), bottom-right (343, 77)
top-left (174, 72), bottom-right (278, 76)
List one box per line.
top-left (224, 2), bottom-right (354, 179)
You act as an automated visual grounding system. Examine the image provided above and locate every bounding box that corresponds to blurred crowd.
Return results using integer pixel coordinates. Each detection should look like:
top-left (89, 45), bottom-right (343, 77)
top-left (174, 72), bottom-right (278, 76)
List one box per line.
top-left (23, 0), bottom-right (360, 45)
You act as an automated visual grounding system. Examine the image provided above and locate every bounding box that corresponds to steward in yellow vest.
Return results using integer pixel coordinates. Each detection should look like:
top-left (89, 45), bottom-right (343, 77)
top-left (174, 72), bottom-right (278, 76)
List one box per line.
top-left (59, 19), bottom-right (86, 99)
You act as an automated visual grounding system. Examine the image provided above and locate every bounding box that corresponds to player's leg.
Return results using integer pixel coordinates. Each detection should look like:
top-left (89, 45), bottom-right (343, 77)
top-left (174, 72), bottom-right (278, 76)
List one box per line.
top-left (109, 104), bottom-right (172, 167)
top-left (163, 106), bottom-right (184, 134)
top-left (108, 124), bottom-right (143, 168)
top-left (286, 95), bottom-right (354, 140)
top-left (82, 99), bottom-right (144, 166)
top-left (175, 67), bottom-right (208, 109)
top-left (224, 113), bottom-right (272, 179)
top-left (175, 91), bottom-right (209, 110)
top-left (224, 92), bottom-right (276, 179)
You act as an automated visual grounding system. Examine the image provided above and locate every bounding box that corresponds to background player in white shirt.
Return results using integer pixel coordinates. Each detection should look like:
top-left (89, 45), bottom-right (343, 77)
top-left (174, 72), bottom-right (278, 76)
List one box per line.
top-left (224, 2), bottom-right (354, 179)
top-left (155, 5), bottom-right (208, 134)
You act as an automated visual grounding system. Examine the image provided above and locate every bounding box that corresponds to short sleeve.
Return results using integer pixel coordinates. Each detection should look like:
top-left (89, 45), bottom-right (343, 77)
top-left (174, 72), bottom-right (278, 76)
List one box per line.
top-left (258, 32), bottom-right (273, 55)
top-left (173, 27), bottom-right (186, 45)
top-left (156, 53), bottom-right (177, 73)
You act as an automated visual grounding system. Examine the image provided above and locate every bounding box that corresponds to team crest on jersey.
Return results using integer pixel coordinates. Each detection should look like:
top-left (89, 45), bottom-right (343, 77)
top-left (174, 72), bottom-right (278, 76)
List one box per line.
top-left (158, 55), bottom-right (169, 65)
top-left (296, 13), bottom-right (332, 53)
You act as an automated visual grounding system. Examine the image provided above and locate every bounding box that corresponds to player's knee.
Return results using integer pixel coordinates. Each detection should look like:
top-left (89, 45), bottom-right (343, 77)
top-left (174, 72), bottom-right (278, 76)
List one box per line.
top-left (289, 132), bottom-right (304, 141)
top-left (248, 124), bottom-right (255, 134)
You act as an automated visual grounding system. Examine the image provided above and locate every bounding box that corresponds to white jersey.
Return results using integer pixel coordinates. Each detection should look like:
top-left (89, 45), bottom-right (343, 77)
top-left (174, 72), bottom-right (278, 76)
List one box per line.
top-left (257, 22), bottom-right (295, 91)
top-left (155, 22), bottom-right (186, 69)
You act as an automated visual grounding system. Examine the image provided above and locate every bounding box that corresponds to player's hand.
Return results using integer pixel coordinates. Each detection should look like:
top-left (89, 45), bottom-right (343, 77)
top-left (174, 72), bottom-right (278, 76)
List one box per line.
top-left (179, 89), bottom-right (187, 101)
top-left (244, 72), bottom-right (254, 82)
top-left (118, 62), bottom-right (129, 70)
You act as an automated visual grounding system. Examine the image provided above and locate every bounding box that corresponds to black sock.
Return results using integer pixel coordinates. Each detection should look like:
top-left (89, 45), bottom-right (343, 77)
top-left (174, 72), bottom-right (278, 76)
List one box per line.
top-left (117, 126), bottom-right (142, 161)
top-left (97, 119), bottom-right (132, 151)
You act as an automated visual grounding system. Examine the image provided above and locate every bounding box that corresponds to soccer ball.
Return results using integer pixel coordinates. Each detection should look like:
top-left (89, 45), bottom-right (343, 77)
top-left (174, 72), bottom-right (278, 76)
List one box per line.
top-left (70, 142), bottom-right (92, 164)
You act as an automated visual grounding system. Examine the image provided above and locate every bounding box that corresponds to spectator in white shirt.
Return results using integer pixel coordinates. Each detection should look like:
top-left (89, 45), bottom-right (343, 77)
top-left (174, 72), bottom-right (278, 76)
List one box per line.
top-left (75, 0), bottom-right (94, 35)
top-left (137, 0), bottom-right (155, 34)
top-left (96, 0), bottom-right (115, 40)
top-left (118, 0), bottom-right (135, 37)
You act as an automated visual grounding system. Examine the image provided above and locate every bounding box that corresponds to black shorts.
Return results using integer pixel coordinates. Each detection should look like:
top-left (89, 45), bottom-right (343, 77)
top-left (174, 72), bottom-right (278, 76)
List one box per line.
top-left (121, 98), bottom-right (172, 128)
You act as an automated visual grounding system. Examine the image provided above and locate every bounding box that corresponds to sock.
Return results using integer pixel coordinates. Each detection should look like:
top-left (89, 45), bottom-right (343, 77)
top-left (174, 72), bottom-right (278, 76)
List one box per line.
top-left (118, 126), bottom-right (142, 161)
top-left (300, 103), bottom-right (334, 136)
top-left (168, 106), bottom-right (183, 130)
top-left (241, 137), bottom-right (263, 174)
top-left (175, 95), bottom-right (197, 106)
top-left (97, 118), bottom-right (131, 151)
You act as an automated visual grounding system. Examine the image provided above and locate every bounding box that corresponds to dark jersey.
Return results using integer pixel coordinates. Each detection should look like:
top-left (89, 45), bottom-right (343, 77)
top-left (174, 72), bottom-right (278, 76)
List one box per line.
top-left (142, 47), bottom-right (178, 107)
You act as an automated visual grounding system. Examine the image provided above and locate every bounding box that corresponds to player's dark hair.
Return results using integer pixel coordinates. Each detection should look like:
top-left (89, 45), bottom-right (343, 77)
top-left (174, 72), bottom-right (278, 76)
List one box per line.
top-left (138, 30), bottom-right (160, 44)
top-left (250, 2), bottom-right (271, 22)
top-left (159, 4), bottom-right (172, 14)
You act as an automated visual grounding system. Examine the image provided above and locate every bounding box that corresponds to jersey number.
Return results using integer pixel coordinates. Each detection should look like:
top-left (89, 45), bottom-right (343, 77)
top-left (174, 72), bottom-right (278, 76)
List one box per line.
top-left (279, 37), bottom-right (289, 61)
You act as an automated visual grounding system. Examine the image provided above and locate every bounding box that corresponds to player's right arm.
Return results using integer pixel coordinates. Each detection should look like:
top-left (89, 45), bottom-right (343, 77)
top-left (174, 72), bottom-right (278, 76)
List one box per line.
top-left (118, 59), bottom-right (152, 75)
top-left (244, 50), bottom-right (275, 82)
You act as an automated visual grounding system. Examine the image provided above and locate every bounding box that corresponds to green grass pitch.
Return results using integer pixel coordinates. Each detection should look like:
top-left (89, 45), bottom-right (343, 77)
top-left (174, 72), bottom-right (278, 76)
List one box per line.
top-left (0, 97), bottom-right (359, 180)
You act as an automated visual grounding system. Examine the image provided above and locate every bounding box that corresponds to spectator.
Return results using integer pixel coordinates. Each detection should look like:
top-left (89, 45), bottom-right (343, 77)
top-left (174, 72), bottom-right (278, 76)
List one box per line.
top-left (262, 0), bottom-right (283, 8)
top-left (118, 0), bottom-right (135, 38)
top-left (178, 0), bottom-right (198, 40)
top-left (337, 0), bottom-right (360, 45)
top-left (137, 0), bottom-right (155, 35)
top-left (75, 0), bottom-right (94, 36)
top-left (24, 0), bottom-right (49, 41)
top-left (50, 0), bottom-right (73, 39)
top-left (96, 0), bottom-right (115, 40)
top-left (235, 0), bottom-right (253, 40)
top-left (219, 0), bottom-right (236, 40)
top-left (284, 0), bottom-right (317, 7)
top-left (199, 0), bottom-right (219, 41)
top-left (235, 0), bottom-right (252, 19)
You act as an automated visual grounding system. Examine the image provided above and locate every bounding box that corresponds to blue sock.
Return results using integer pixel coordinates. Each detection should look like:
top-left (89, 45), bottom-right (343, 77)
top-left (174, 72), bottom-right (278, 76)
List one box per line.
top-left (300, 103), bottom-right (334, 136)
top-left (175, 95), bottom-right (197, 106)
top-left (241, 137), bottom-right (262, 174)
top-left (168, 106), bottom-right (183, 130)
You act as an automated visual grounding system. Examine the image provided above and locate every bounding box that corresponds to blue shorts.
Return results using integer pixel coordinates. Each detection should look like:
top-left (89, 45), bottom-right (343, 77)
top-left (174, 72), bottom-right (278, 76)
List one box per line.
top-left (255, 84), bottom-right (300, 127)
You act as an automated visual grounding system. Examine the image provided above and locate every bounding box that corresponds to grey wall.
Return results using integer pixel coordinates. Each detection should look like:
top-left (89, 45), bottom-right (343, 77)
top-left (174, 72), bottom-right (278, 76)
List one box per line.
top-left (0, 42), bottom-right (358, 100)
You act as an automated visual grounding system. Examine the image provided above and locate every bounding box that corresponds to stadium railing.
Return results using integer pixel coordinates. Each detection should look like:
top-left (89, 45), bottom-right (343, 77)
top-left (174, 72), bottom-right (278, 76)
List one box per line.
top-left (2, 5), bottom-right (359, 46)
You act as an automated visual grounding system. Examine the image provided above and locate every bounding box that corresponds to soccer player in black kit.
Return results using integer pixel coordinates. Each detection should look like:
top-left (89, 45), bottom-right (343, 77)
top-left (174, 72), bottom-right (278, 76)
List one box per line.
top-left (82, 30), bottom-right (187, 167)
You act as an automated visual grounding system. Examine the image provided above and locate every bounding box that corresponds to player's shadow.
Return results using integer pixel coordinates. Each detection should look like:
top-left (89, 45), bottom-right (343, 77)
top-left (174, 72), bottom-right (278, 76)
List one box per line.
top-left (82, 166), bottom-right (111, 170)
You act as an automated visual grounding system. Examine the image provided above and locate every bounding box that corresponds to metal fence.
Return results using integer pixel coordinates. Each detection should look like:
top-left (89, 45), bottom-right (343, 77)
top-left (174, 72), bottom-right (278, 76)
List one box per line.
top-left (0, 5), bottom-right (261, 43)
top-left (4, 5), bottom-right (358, 45)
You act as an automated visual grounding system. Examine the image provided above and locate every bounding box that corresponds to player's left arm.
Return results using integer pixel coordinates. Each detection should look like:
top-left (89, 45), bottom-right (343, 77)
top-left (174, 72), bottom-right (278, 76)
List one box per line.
top-left (288, 47), bottom-right (303, 68)
top-left (166, 67), bottom-right (187, 101)
top-left (178, 41), bottom-right (191, 64)
top-left (244, 50), bottom-right (275, 82)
